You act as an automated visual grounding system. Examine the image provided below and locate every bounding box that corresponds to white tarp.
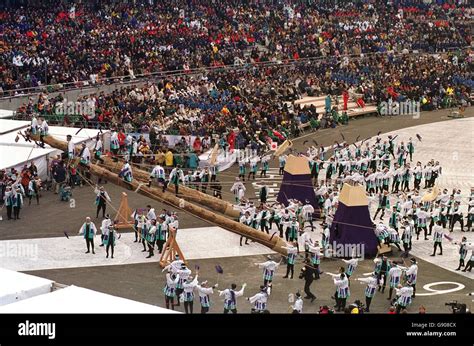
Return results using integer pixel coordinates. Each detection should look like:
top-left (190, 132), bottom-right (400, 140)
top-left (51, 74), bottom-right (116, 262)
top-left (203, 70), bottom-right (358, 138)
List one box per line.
top-left (0, 285), bottom-right (178, 313)
top-left (0, 119), bottom-right (29, 135)
top-left (45, 126), bottom-right (108, 146)
top-left (0, 144), bottom-right (58, 179)
top-left (0, 268), bottom-right (54, 306)
top-left (0, 125), bottom-right (110, 180)
top-left (0, 109), bottom-right (15, 119)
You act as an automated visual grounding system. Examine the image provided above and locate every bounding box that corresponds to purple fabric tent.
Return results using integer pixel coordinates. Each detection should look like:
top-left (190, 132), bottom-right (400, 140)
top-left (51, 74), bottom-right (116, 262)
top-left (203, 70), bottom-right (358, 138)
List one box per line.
top-left (277, 172), bottom-right (320, 216)
top-left (329, 203), bottom-right (379, 257)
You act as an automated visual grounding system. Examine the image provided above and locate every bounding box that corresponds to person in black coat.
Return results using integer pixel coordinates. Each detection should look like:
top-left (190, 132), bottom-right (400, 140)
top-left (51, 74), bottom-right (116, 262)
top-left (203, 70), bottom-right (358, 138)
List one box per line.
top-left (300, 259), bottom-right (317, 303)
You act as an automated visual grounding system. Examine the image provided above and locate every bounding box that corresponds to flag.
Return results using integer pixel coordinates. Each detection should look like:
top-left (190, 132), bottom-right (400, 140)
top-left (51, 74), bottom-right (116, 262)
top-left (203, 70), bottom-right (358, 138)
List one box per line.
top-left (444, 234), bottom-right (453, 242)
top-left (215, 265), bottom-right (224, 274)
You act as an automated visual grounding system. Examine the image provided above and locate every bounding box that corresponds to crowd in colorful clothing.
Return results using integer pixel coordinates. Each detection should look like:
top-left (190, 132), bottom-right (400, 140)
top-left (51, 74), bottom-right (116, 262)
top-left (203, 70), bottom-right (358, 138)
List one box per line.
top-left (0, 163), bottom-right (42, 220)
top-left (9, 0), bottom-right (474, 154)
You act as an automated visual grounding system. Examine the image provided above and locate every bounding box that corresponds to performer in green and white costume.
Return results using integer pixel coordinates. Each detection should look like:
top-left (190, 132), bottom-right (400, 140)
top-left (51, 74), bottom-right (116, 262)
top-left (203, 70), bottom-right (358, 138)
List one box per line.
top-left (103, 223), bottom-right (118, 259)
top-left (78, 217), bottom-right (97, 254)
top-left (238, 160), bottom-right (246, 181)
top-left (169, 165), bottom-right (185, 195)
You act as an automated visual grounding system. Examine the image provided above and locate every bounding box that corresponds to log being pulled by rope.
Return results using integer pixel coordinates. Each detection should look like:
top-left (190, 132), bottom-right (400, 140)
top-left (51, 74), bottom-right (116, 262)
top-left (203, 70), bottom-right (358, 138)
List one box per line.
top-left (89, 162), bottom-right (287, 255)
top-left (99, 157), bottom-right (240, 218)
top-left (31, 133), bottom-right (286, 254)
top-left (32, 133), bottom-right (239, 218)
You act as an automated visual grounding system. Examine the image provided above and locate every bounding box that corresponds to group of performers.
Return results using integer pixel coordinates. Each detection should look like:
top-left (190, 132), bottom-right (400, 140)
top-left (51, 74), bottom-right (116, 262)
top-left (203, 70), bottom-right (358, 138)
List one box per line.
top-left (132, 206), bottom-right (178, 258)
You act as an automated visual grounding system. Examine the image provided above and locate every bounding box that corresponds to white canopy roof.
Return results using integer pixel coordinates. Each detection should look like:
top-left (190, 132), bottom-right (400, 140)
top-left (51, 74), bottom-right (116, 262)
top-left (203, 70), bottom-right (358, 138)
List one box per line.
top-left (0, 285), bottom-right (178, 313)
top-left (0, 119), bottom-right (30, 135)
top-left (0, 268), bottom-right (54, 306)
top-left (0, 109), bottom-right (15, 119)
top-left (0, 125), bottom-right (108, 171)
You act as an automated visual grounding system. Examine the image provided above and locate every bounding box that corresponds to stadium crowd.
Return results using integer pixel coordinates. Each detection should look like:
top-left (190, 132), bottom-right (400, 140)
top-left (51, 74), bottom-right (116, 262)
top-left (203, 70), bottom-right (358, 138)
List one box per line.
top-left (1, 0), bottom-right (472, 93)
top-left (5, 0), bottom-right (474, 164)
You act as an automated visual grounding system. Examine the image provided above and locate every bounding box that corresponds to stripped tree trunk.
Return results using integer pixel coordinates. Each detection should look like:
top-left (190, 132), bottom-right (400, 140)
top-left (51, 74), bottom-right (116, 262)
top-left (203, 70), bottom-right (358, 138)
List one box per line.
top-left (33, 134), bottom-right (287, 255)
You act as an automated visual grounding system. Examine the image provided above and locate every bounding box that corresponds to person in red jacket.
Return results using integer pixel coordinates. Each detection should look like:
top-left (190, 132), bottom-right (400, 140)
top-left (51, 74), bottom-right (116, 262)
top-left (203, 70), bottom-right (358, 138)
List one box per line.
top-left (342, 90), bottom-right (349, 111)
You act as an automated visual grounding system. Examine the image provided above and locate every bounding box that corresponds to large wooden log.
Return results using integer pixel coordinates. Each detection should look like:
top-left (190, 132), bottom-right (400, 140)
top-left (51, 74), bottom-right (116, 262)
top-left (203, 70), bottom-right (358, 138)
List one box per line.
top-left (33, 134), bottom-right (286, 254)
top-left (99, 156), bottom-right (240, 218)
top-left (34, 133), bottom-right (239, 218)
top-left (88, 163), bottom-right (287, 255)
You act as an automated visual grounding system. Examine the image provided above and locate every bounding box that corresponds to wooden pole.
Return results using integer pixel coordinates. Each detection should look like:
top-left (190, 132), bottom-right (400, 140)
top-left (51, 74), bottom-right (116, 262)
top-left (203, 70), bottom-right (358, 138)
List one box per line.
top-left (33, 134), bottom-right (287, 255)
top-left (114, 192), bottom-right (134, 229)
top-left (34, 133), bottom-right (240, 218)
top-left (159, 228), bottom-right (186, 268)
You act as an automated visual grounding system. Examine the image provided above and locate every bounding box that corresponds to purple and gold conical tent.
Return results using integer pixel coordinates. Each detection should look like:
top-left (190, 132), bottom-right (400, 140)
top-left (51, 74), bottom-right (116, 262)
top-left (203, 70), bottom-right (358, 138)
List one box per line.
top-left (329, 183), bottom-right (378, 257)
top-left (277, 155), bottom-right (320, 215)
